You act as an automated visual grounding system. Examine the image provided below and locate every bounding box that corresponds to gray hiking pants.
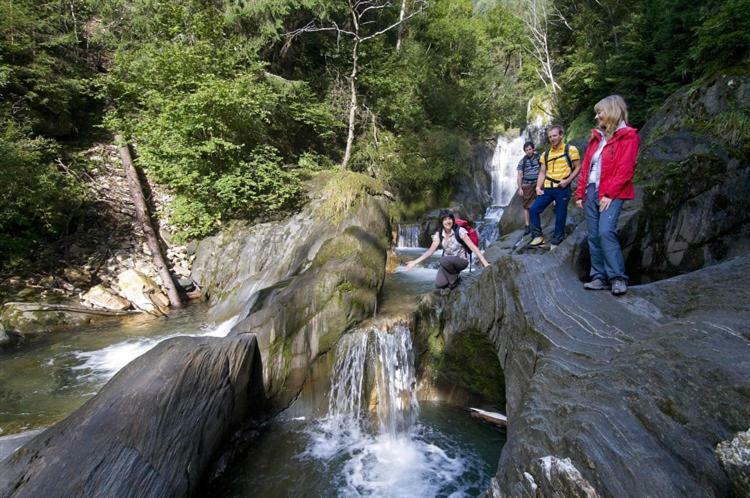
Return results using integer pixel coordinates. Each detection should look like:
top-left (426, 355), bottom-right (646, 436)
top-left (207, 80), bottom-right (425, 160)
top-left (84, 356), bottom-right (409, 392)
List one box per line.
top-left (435, 256), bottom-right (468, 289)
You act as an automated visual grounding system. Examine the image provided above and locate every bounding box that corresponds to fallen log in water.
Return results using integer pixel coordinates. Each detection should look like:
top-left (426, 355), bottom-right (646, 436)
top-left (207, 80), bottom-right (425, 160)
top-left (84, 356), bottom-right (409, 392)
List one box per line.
top-left (2, 302), bottom-right (140, 316)
top-left (470, 407), bottom-right (508, 427)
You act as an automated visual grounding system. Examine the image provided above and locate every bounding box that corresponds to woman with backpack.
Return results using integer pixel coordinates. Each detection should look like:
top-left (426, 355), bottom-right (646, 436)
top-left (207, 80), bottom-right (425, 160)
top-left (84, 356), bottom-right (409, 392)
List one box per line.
top-left (575, 95), bottom-right (641, 296)
top-left (404, 210), bottom-right (489, 292)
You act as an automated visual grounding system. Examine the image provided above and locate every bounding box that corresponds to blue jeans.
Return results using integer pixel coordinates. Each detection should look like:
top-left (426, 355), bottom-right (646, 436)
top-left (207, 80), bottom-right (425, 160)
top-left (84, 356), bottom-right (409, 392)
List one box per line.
top-left (529, 186), bottom-right (570, 242)
top-left (585, 184), bottom-right (626, 282)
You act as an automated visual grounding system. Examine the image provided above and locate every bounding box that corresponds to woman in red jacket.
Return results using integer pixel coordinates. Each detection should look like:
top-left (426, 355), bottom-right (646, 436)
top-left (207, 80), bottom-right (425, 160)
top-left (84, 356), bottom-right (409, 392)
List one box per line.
top-left (575, 95), bottom-right (640, 296)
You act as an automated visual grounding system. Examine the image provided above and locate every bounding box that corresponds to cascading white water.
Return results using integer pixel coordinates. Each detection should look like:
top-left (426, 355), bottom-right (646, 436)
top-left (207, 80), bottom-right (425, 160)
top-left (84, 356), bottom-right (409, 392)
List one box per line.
top-left (488, 134), bottom-right (527, 208)
top-left (69, 315), bottom-right (239, 382)
top-left (304, 325), bottom-right (481, 497)
top-left (372, 326), bottom-right (419, 435)
top-left (396, 224), bottom-right (421, 248)
top-left (479, 134), bottom-right (526, 246)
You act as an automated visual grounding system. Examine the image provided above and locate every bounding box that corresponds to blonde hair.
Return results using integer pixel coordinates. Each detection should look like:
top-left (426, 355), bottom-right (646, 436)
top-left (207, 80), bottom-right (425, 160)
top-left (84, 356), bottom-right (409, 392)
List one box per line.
top-left (595, 95), bottom-right (628, 136)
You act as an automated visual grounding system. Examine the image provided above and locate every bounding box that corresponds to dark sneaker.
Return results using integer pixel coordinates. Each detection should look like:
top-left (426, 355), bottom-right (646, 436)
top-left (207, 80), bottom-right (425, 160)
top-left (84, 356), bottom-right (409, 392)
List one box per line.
top-left (529, 236), bottom-right (545, 247)
top-left (583, 278), bottom-right (610, 290)
top-left (523, 225), bottom-right (531, 236)
top-left (611, 279), bottom-right (628, 296)
top-left (550, 237), bottom-right (563, 246)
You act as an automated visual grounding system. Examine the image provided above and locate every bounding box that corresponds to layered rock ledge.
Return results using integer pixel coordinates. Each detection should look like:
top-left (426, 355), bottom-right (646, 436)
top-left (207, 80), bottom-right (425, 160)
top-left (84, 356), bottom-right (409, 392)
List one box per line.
top-left (430, 229), bottom-right (750, 496)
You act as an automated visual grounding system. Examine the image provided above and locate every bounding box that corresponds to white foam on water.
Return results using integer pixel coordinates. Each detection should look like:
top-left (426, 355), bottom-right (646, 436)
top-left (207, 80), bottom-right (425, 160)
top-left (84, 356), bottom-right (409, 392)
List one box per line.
top-left (300, 326), bottom-right (485, 497)
top-left (69, 315), bottom-right (239, 382)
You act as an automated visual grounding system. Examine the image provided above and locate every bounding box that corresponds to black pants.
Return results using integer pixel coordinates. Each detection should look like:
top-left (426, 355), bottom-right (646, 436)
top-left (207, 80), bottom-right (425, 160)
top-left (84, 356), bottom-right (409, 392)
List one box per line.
top-left (435, 256), bottom-right (468, 289)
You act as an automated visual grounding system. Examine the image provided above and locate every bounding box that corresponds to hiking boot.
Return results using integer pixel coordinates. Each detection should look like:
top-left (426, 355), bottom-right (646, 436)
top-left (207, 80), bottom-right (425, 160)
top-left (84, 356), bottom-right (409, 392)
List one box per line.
top-left (449, 277), bottom-right (462, 290)
top-left (583, 278), bottom-right (610, 290)
top-left (611, 279), bottom-right (628, 296)
top-left (529, 236), bottom-right (545, 247)
top-left (523, 225), bottom-right (531, 236)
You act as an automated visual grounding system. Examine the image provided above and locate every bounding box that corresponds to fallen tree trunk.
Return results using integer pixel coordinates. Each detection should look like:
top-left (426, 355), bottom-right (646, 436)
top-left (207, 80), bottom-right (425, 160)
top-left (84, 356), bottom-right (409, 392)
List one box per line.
top-left (115, 135), bottom-right (182, 308)
top-left (2, 302), bottom-right (139, 316)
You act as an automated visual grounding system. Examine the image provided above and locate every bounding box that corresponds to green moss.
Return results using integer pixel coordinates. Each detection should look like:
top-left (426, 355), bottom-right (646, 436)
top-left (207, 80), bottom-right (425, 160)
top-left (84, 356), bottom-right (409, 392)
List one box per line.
top-left (566, 111), bottom-right (593, 141)
top-left (422, 327), bottom-right (505, 408)
top-left (698, 109), bottom-right (750, 154)
top-left (318, 171), bottom-right (384, 223)
top-left (637, 152), bottom-right (727, 241)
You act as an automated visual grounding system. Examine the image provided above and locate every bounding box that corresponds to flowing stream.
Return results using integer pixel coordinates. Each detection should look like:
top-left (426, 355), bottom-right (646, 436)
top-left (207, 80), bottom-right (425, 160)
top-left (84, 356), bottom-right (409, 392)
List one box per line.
top-left (0, 304), bottom-right (236, 435)
top-left (1, 247), bottom-right (504, 495)
top-left (211, 324), bottom-right (504, 497)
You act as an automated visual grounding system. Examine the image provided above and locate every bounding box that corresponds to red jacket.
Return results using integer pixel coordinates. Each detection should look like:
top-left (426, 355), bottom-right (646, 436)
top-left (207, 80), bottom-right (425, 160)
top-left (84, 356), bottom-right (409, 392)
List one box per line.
top-left (575, 125), bottom-right (640, 201)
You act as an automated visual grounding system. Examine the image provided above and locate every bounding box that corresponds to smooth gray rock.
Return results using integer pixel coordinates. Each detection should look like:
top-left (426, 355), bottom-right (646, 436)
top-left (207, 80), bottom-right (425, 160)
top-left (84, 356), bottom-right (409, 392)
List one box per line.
top-left (0, 431), bottom-right (42, 462)
top-left (420, 227), bottom-right (750, 497)
top-left (193, 173), bottom-right (390, 413)
top-left (0, 335), bottom-right (261, 498)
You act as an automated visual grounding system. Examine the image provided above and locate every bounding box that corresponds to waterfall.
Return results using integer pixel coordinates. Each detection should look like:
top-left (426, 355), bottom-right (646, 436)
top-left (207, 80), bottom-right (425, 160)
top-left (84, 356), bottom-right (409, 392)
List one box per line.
top-left (396, 224), bottom-right (421, 248)
top-left (325, 325), bottom-right (418, 433)
top-left (479, 133), bottom-right (526, 246)
top-left (305, 325), bottom-right (478, 496)
top-left (488, 134), bottom-right (526, 208)
top-left (372, 325), bottom-right (419, 435)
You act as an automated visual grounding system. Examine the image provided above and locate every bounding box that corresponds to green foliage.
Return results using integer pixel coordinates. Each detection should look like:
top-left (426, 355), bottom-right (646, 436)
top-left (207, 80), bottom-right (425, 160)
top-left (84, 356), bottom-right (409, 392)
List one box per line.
top-left (0, 123), bottom-right (87, 265)
top-left (100, 2), bottom-right (339, 239)
top-left (550, 0), bottom-right (750, 127)
top-left (0, 0), bottom-right (99, 265)
top-left (700, 109), bottom-right (750, 151)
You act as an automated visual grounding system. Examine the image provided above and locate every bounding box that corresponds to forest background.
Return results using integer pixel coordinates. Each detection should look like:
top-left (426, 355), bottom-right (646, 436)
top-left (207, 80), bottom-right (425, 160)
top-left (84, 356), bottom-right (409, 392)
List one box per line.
top-left (1, 0), bottom-right (748, 269)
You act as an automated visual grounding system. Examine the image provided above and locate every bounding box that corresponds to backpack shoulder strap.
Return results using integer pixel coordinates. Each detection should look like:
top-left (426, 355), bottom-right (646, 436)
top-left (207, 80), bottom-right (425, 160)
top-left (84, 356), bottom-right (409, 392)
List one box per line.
top-left (564, 143), bottom-right (573, 171)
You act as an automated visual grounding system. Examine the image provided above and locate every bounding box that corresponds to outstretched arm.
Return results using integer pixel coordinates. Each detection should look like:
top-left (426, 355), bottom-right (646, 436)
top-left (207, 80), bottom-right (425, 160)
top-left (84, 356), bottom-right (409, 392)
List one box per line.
top-left (404, 237), bottom-right (440, 271)
top-left (461, 234), bottom-right (490, 268)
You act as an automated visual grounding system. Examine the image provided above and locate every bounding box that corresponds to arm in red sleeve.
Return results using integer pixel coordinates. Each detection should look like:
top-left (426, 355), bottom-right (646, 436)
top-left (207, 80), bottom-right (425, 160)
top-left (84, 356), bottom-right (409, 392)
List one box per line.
top-left (603, 133), bottom-right (640, 199)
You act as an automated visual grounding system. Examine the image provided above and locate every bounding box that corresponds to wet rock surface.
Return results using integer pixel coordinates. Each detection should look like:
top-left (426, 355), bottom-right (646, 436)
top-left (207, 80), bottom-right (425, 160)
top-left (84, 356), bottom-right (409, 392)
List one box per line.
top-left (0, 334), bottom-right (261, 498)
top-left (430, 225), bottom-right (750, 497)
top-left (192, 172), bottom-right (390, 412)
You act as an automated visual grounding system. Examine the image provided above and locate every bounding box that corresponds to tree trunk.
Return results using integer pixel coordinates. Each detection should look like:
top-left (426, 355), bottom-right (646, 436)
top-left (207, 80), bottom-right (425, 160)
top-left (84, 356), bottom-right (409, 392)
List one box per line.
top-left (341, 39), bottom-right (359, 170)
top-left (116, 135), bottom-right (183, 308)
top-left (396, 0), bottom-right (407, 51)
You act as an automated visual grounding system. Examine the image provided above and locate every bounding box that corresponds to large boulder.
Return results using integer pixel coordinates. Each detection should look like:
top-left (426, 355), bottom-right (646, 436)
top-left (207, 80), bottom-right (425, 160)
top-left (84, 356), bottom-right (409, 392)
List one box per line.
top-left (117, 269), bottom-right (169, 314)
top-left (0, 334), bottom-right (261, 498)
top-left (0, 301), bottom-right (98, 337)
top-left (80, 284), bottom-right (131, 311)
top-left (192, 172), bottom-right (390, 412)
top-left (629, 73), bottom-right (750, 280)
top-left (417, 226), bottom-right (750, 497)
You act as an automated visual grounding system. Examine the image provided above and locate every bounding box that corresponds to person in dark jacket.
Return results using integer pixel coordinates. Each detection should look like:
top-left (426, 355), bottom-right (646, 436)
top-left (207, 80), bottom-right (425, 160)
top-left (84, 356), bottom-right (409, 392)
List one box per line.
top-left (575, 95), bottom-right (640, 296)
